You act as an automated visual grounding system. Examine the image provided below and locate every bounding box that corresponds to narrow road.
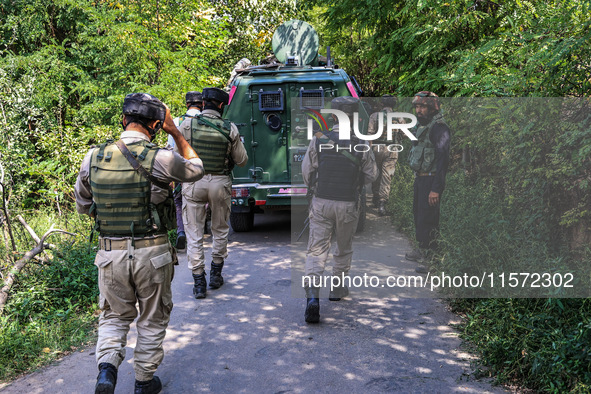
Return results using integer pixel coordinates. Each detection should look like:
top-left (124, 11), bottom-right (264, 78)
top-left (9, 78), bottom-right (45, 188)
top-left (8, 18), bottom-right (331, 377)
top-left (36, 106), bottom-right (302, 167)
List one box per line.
top-left (1, 209), bottom-right (507, 393)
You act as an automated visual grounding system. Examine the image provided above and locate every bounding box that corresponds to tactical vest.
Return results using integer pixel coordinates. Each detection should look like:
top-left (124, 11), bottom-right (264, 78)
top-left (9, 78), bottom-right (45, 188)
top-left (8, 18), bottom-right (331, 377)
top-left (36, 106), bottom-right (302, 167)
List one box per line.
top-left (188, 115), bottom-right (232, 175)
top-left (408, 113), bottom-right (447, 173)
top-left (314, 138), bottom-right (362, 202)
top-left (89, 140), bottom-right (175, 237)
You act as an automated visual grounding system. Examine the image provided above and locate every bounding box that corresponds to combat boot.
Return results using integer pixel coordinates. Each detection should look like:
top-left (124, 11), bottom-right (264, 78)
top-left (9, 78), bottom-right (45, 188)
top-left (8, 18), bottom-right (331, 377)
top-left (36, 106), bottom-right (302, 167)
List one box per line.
top-left (95, 362), bottom-right (117, 394)
top-left (304, 286), bottom-right (320, 324)
top-left (175, 230), bottom-right (186, 250)
top-left (405, 248), bottom-right (425, 263)
top-left (415, 265), bottom-right (429, 274)
top-left (329, 285), bottom-right (349, 301)
top-left (378, 201), bottom-right (387, 216)
top-left (416, 249), bottom-right (438, 274)
top-left (209, 261), bottom-right (224, 289)
top-left (134, 376), bottom-right (162, 394)
top-left (192, 272), bottom-right (207, 299)
top-left (372, 195), bottom-right (380, 207)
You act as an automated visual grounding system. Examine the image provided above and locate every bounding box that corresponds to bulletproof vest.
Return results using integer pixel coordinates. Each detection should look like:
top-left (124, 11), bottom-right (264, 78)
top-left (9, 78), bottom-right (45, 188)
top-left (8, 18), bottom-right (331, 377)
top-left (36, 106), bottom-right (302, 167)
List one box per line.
top-left (314, 138), bottom-right (362, 202)
top-left (188, 115), bottom-right (232, 175)
top-left (89, 140), bottom-right (175, 237)
top-left (408, 113), bottom-right (447, 173)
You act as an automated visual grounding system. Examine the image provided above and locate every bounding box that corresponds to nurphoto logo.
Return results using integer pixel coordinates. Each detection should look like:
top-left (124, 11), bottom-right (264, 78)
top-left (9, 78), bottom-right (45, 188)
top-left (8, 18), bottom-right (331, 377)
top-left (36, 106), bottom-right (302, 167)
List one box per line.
top-left (305, 107), bottom-right (418, 153)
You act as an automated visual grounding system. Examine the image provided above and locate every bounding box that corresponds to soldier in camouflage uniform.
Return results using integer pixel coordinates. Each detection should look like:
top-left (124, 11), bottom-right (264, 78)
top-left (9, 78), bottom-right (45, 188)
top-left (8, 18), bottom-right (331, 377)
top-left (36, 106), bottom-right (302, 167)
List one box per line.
top-left (75, 93), bottom-right (204, 394)
top-left (368, 95), bottom-right (400, 216)
top-left (176, 87), bottom-right (248, 299)
top-left (404, 91), bottom-right (451, 273)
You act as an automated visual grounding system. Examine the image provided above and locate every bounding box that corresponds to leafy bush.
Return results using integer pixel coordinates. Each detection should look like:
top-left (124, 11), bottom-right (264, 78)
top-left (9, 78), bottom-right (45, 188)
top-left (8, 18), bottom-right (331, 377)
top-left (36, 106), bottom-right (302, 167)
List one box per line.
top-left (453, 298), bottom-right (591, 392)
top-left (0, 0), bottom-right (299, 209)
top-left (388, 166), bottom-right (591, 391)
top-left (0, 210), bottom-right (99, 381)
top-left (386, 146), bottom-right (415, 234)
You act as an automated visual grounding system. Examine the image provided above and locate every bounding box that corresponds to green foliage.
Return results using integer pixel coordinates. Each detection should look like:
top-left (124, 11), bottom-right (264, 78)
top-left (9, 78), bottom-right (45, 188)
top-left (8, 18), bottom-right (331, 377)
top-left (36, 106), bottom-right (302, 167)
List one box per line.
top-left (454, 298), bottom-right (591, 392)
top-left (0, 312), bottom-right (96, 380)
top-left (305, 5), bottom-right (388, 95)
top-left (212, 0), bottom-right (300, 66)
top-left (444, 98), bottom-right (591, 252)
top-left (313, 0), bottom-right (591, 97)
top-left (0, 0), bottom-right (258, 208)
top-left (0, 210), bottom-right (98, 381)
top-left (386, 146), bottom-right (414, 233)
top-left (390, 166), bottom-right (591, 390)
top-left (386, 97), bottom-right (590, 389)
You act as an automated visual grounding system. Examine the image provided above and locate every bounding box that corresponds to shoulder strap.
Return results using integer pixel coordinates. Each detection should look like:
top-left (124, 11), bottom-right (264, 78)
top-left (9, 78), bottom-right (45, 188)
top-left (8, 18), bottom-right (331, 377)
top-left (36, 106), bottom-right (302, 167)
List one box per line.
top-left (196, 114), bottom-right (232, 142)
top-left (114, 140), bottom-right (170, 190)
top-left (314, 131), bottom-right (361, 167)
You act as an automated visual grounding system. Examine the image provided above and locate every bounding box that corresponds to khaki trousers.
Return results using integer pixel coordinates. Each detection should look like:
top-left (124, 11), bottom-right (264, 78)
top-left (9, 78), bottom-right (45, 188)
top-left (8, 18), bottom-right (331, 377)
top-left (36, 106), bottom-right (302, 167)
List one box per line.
top-left (371, 149), bottom-right (397, 201)
top-left (182, 174), bottom-right (231, 274)
top-left (305, 197), bottom-right (359, 281)
top-left (94, 237), bottom-right (174, 381)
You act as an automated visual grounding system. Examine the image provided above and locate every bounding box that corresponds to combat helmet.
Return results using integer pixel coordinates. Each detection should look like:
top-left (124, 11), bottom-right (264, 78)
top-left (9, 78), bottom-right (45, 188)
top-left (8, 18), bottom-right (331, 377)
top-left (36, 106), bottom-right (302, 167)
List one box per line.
top-left (185, 91), bottom-right (203, 106)
top-left (202, 88), bottom-right (229, 106)
top-left (411, 91), bottom-right (440, 112)
top-left (122, 93), bottom-right (166, 139)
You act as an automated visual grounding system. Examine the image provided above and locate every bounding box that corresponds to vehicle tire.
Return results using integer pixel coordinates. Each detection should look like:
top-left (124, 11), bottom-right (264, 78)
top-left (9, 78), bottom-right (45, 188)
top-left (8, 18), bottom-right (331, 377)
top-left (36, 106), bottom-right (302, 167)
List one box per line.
top-left (356, 191), bottom-right (366, 233)
top-left (230, 211), bottom-right (254, 232)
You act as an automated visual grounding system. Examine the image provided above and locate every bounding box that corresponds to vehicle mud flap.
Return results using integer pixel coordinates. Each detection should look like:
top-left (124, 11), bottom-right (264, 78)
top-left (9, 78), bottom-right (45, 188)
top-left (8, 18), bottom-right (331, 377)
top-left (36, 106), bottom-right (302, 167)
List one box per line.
top-left (230, 206), bottom-right (255, 232)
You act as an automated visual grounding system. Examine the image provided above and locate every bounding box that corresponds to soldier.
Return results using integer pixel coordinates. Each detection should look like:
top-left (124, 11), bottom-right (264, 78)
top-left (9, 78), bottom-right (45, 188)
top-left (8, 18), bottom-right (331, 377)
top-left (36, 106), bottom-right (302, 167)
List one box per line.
top-left (404, 91), bottom-right (451, 273)
top-left (177, 87), bottom-right (248, 299)
top-left (168, 91), bottom-right (204, 249)
top-left (75, 93), bottom-right (204, 394)
top-left (301, 96), bottom-right (377, 323)
top-left (368, 95), bottom-right (399, 216)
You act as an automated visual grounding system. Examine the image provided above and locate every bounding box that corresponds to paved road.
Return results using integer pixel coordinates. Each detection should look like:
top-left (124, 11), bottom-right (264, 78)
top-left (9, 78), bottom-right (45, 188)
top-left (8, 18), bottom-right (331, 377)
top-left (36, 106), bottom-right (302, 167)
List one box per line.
top-left (0, 209), bottom-right (507, 393)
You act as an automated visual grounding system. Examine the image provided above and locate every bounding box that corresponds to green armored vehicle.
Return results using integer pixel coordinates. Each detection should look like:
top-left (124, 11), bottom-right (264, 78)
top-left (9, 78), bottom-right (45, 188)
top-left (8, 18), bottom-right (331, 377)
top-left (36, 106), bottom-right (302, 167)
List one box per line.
top-left (224, 20), bottom-right (366, 232)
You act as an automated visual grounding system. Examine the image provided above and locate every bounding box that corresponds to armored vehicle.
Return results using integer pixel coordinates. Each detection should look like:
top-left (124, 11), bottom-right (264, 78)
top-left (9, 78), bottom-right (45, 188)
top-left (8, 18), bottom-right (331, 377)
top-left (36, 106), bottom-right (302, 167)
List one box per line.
top-left (224, 20), bottom-right (366, 232)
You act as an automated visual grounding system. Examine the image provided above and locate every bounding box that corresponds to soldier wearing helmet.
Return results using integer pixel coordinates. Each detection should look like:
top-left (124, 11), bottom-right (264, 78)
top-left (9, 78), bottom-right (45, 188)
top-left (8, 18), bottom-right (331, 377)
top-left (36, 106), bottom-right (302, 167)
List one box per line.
top-left (301, 96), bottom-right (377, 323)
top-left (75, 93), bottom-right (204, 393)
top-left (167, 91), bottom-right (205, 250)
top-left (175, 87), bottom-right (248, 299)
top-left (405, 91), bottom-right (451, 273)
top-left (368, 94), bottom-right (399, 216)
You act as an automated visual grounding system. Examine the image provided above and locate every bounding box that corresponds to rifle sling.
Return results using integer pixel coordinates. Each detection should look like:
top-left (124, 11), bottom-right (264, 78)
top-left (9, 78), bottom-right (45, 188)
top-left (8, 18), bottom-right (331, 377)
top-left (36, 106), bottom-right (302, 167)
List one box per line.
top-left (314, 131), bottom-right (361, 166)
top-left (196, 115), bottom-right (232, 142)
top-left (115, 140), bottom-right (170, 190)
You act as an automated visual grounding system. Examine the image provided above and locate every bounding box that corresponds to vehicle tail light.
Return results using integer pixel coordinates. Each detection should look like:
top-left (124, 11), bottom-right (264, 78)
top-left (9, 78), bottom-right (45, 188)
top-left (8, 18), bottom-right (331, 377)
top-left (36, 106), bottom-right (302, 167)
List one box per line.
top-left (232, 188), bottom-right (250, 198)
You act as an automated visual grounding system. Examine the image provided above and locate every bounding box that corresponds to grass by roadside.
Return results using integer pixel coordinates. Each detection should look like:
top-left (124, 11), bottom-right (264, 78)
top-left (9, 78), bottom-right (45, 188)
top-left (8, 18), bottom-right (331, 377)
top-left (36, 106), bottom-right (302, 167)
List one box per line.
top-left (0, 209), bottom-right (182, 383)
top-left (387, 166), bottom-right (591, 393)
top-left (0, 210), bottom-right (99, 382)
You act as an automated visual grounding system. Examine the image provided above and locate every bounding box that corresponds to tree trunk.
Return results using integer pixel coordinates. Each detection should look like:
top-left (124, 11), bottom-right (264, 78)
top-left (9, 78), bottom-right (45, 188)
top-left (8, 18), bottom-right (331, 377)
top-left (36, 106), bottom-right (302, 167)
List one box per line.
top-left (0, 228), bottom-right (77, 314)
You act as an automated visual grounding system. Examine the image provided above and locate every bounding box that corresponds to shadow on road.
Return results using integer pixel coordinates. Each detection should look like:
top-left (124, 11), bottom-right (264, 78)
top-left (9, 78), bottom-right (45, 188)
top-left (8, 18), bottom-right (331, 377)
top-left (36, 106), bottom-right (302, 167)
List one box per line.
top-left (0, 210), bottom-right (506, 393)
